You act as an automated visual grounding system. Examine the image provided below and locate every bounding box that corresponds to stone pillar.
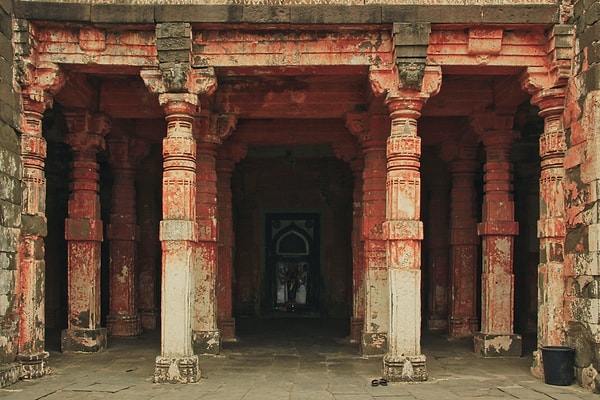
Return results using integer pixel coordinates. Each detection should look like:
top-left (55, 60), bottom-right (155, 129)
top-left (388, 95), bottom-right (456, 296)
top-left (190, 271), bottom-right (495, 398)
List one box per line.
top-left (17, 64), bottom-right (64, 377)
top-left (136, 148), bottom-right (160, 331)
top-left (424, 170), bottom-right (449, 332)
top-left (441, 138), bottom-right (480, 338)
top-left (217, 142), bottom-right (245, 342)
top-left (141, 63), bottom-right (217, 383)
top-left (349, 156), bottom-right (364, 344)
top-left (532, 87), bottom-right (567, 375)
top-left (106, 126), bottom-right (148, 336)
top-left (382, 95), bottom-right (427, 380)
top-left (61, 111), bottom-right (110, 353)
top-left (155, 93), bottom-right (200, 382)
top-left (346, 113), bottom-right (389, 354)
top-left (472, 113), bottom-right (521, 357)
top-left (192, 113), bottom-right (235, 354)
top-left (370, 20), bottom-right (441, 379)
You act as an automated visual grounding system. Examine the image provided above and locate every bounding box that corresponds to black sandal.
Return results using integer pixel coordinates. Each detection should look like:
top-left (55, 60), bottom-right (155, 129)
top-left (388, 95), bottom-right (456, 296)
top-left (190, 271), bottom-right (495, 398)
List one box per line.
top-left (371, 379), bottom-right (379, 387)
top-left (379, 378), bottom-right (388, 386)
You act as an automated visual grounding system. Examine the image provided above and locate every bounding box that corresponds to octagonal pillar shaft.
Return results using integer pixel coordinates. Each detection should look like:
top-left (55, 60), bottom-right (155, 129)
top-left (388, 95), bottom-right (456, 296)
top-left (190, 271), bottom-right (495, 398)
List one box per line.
top-left (349, 157), bottom-right (365, 344)
top-left (448, 157), bottom-right (480, 338)
top-left (192, 119), bottom-right (221, 355)
top-left (473, 115), bottom-right (521, 357)
top-left (425, 174), bottom-right (449, 332)
top-left (18, 97), bottom-right (51, 376)
top-left (106, 129), bottom-right (148, 337)
top-left (217, 155), bottom-right (236, 342)
top-left (382, 93), bottom-right (428, 381)
top-left (154, 93), bottom-right (200, 383)
top-left (62, 112), bottom-right (110, 353)
top-left (136, 153), bottom-right (161, 331)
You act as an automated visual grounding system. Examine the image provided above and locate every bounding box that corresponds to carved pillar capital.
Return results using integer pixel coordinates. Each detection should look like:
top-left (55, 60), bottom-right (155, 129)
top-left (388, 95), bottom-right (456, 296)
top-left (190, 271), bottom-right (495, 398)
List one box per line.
top-left (108, 130), bottom-right (150, 170)
top-left (332, 140), bottom-right (360, 164)
top-left (194, 112), bottom-right (237, 145)
top-left (18, 62), bottom-right (65, 104)
top-left (346, 112), bottom-right (389, 148)
top-left (64, 112), bottom-right (110, 153)
top-left (141, 67), bottom-right (217, 100)
top-left (519, 23), bottom-right (573, 95)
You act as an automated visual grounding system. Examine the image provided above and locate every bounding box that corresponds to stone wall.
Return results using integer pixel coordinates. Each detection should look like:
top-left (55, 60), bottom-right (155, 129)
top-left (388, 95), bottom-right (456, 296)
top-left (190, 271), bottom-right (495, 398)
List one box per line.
top-left (564, 0), bottom-right (600, 392)
top-left (0, 0), bottom-right (22, 388)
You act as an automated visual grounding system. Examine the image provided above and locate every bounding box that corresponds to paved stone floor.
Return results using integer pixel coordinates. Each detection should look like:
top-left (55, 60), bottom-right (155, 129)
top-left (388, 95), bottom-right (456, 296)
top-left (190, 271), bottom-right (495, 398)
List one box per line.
top-left (1, 318), bottom-right (597, 399)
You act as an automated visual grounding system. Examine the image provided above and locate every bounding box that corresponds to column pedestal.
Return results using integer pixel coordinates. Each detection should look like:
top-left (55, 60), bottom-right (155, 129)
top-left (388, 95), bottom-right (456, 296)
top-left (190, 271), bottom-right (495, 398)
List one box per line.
top-left (473, 333), bottom-right (522, 357)
top-left (154, 355), bottom-right (200, 384)
top-left (383, 354), bottom-right (427, 382)
top-left (192, 330), bottom-right (222, 355)
top-left (17, 352), bottom-right (49, 379)
top-left (61, 328), bottom-right (107, 353)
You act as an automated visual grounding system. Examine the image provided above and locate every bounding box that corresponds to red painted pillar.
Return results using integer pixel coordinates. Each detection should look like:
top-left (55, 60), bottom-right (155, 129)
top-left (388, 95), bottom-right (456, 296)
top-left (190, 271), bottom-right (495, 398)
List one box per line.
top-left (472, 113), bottom-right (522, 357)
top-left (347, 113), bottom-right (389, 354)
top-left (370, 61), bottom-right (441, 381)
top-left (349, 156), bottom-right (364, 344)
top-left (441, 138), bottom-right (480, 338)
top-left (424, 167), bottom-right (449, 332)
top-left (61, 111), bottom-right (110, 353)
top-left (191, 113), bottom-right (235, 354)
top-left (106, 126), bottom-right (148, 337)
top-left (17, 64), bottom-right (64, 377)
top-left (531, 90), bottom-right (568, 376)
top-left (217, 141), bottom-right (245, 342)
top-left (136, 149), bottom-right (161, 331)
top-left (155, 92), bottom-right (200, 382)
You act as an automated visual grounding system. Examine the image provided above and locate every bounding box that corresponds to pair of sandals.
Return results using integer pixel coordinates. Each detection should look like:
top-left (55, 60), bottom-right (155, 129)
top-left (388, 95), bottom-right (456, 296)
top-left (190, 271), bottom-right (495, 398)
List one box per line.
top-left (371, 378), bottom-right (388, 387)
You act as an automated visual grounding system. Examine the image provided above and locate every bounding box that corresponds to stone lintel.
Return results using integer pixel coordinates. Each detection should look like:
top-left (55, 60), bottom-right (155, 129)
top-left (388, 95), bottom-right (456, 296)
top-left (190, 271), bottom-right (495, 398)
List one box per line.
top-left (14, 3), bottom-right (560, 25)
top-left (154, 356), bottom-right (200, 383)
top-left (383, 354), bottom-right (427, 382)
top-left (17, 351), bottom-right (49, 379)
top-left (473, 332), bottom-right (522, 357)
top-left (360, 332), bottom-right (387, 356)
top-left (192, 330), bottom-right (221, 355)
top-left (61, 328), bottom-right (107, 353)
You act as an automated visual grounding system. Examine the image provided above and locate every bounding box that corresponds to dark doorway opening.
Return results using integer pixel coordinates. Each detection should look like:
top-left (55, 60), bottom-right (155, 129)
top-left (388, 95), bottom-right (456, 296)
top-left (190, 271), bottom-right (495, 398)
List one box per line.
top-left (265, 213), bottom-right (320, 315)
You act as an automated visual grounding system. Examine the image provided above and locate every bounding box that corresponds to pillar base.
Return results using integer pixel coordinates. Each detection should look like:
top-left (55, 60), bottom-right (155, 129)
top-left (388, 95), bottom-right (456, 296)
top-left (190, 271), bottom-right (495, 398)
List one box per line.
top-left (192, 330), bottom-right (221, 355)
top-left (107, 313), bottom-right (142, 337)
top-left (61, 328), bottom-right (107, 353)
top-left (154, 355), bottom-right (200, 383)
top-left (530, 349), bottom-right (543, 379)
top-left (360, 332), bottom-right (387, 356)
top-left (383, 354), bottom-right (428, 382)
top-left (427, 317), bottom-right (448, 331)
top-left (474, 332), bottom-right (522, 357)
top-left (139, 308), bottom-right (159, 330)
top-left (218, 318), bottom-right (238, 343)
top-left (17, 351), bottom-right (49, 379)
top-left (449, 317), bottom-right (478, 338)
top-left (349, 317), bottom-right (363, 344)
top-left (0, 363), bottom-right (20, 388)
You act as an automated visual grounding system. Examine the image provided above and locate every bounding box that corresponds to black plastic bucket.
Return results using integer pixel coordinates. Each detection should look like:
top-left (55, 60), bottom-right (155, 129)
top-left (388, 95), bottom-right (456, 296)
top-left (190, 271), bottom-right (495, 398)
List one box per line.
top-left (541, 346), bottom-right (575, 386)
